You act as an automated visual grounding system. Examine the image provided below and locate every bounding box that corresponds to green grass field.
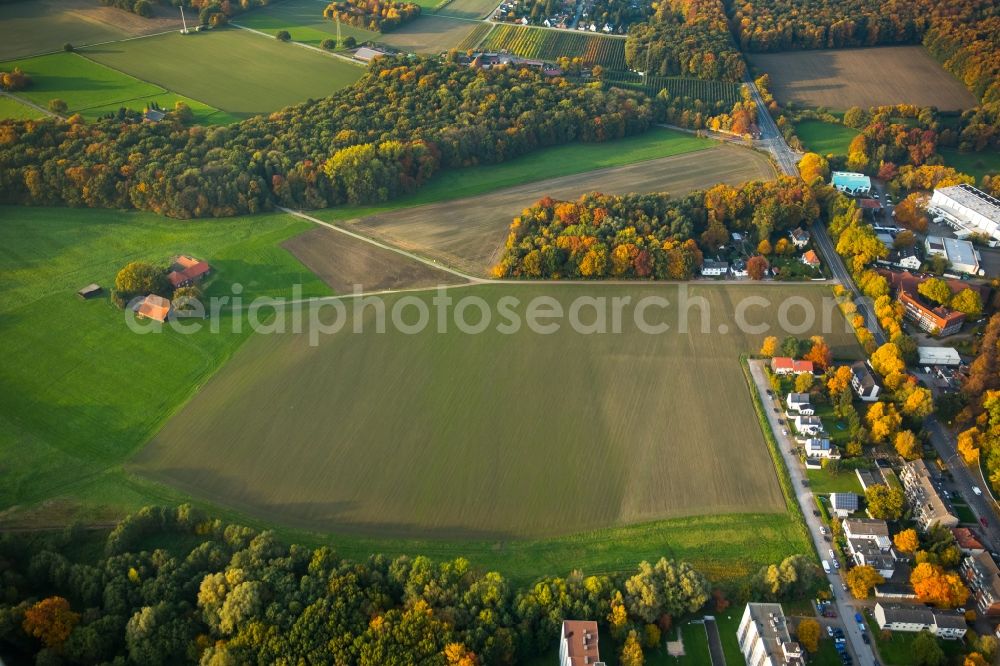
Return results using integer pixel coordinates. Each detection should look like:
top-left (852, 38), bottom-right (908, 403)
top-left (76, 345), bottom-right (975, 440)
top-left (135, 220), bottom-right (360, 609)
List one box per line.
top-left (0, 95), bottom-right (45, 120)
top-left (313, 128), bottom-right (714, 221)
top-left (236, 0), bottom-right (378, 49)
top-left (82, 28), bottom-right (364, 118)
top-left (939, 147), bottom-right (1000, 180)
top-left (0, 52), bottom-right (235, 124)
top-left (0, 207), bottom-right (330, 511)
top-left (795, 119), bottom-right (859, 157)
top-left (0, 0), bottom-right (128, 60)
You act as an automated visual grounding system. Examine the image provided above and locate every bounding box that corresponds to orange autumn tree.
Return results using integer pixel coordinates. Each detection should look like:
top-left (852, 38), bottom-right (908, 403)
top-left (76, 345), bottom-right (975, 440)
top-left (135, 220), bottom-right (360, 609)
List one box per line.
top-left (22, 596), bottom-right (80, 649)
top-left (804, 336), bottom-right (832, 371)
top-left (910, 563), bottom-right (970, 608)
top-left (894, 528), bottom-right (919, 554)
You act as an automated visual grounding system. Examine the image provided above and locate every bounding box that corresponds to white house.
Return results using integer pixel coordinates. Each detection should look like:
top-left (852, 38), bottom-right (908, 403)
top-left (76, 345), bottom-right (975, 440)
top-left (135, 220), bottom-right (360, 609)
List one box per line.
top-left (830, 493), bottom-right (859, 518)
top-left (789, 227), bottom-right (810, 249)
top-left (843, 518), bottom-right (898, 577)
top-left (888, 247), bottom-right (922, 271)
top-left (874, 604), bottom-right (967, 640)
top-left (850, 361), bottom-right (881, 402)
top-left (559, 620), bottom-right (604, 666)
top-left (701, 260), bottom-right (729, 277)
top-left (737, 603), bottom-right (805, 666)
top-left (772, 358), bottom-right (814, 375)
top-left (794, 414), bottom-right (823, 435)
top-left (786, 393), bottom-right (814, 414)
top-left (917, 346), bottom-right (962, 367)
top-left (803, 437), bottom-right (837, 458)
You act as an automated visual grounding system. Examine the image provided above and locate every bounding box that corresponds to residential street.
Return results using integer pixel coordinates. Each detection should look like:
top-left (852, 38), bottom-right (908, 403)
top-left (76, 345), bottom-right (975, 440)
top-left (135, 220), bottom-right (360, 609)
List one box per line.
top-left (748, 360), bottom-right (877, 666)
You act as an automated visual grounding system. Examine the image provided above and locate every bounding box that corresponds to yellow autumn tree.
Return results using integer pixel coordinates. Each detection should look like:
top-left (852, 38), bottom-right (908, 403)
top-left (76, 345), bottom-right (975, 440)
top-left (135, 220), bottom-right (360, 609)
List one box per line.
top-left (796, 618), bottom-right (820, 653)
top-left (894, 430), bottom-right (921, 460)
top-left (894, 528), bottom-right (919, 553)
top-left (760, 336), bottom-right (779, 358)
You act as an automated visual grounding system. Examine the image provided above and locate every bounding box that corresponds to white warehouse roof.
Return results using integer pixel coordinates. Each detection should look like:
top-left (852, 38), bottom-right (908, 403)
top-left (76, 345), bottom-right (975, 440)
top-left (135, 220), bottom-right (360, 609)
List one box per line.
top-left (917, 347), bottom-right (961, 366)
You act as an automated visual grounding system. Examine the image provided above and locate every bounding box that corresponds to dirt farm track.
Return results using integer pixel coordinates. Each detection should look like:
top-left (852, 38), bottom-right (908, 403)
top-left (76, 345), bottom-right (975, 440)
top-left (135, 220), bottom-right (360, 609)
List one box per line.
top-left (346, 144), bottom-right (776, 276)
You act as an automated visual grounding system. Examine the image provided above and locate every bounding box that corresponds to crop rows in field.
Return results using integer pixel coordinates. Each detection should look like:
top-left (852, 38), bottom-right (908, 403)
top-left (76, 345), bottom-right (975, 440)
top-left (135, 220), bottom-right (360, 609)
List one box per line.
top-left (456, 23), bottom-right (495, 51)
top-left (481, 24), bottom-right (627, 70)
top-left (606, 76), bottom-right (743, 107)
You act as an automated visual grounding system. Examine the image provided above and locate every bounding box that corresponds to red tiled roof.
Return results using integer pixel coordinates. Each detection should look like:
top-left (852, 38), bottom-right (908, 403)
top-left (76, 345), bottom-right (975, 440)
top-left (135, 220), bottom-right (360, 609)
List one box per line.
top-left (168, 255), bottom-right (211, 288)
top-left (899, 291), bottom-right (965, 330)
top-left (952, 527), bottom-right (985, 551)
top-left (135, 294), bottom-right (171, 322)
top-left (771, 357), bottom-right (814, 373)
top-left (802, 250), bottom-right (821, 266)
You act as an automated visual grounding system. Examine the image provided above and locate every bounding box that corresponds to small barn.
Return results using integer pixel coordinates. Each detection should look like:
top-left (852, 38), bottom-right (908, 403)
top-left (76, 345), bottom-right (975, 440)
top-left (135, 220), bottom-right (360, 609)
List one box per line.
top-left (135, 294), bottom-right (172, 322)
top-left (77, 283), bottom-right (103, 300)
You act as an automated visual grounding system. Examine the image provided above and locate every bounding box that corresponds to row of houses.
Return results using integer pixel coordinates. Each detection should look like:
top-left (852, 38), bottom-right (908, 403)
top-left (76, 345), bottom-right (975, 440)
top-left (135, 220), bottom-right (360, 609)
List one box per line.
top-left (899, 459), bottom-right (959, 531)
top-left (873, 603), bottom-right (967, 639)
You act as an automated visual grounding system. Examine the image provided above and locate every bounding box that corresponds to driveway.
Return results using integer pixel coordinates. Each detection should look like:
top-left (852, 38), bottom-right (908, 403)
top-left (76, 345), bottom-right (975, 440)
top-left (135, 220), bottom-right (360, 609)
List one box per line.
top-left (748, 360), bottom-right (878, 666)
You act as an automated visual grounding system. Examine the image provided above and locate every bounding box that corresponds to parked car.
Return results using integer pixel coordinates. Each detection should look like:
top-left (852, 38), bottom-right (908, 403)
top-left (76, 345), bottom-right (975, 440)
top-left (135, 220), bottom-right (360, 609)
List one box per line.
top-left (827, 626), bottom-right (834, 637)
top-left (982, 517), bottom-right (989, 528)
top-left (782, 429), bottom-right (788, 436)
top-left (774, 408), bottom-right (780, 414)
top-left (862, 633), bottom-right (871, 644)
top-left (829, 549), bottom-right (836, 559)
top-left (973, 486), bottom-right (983, 496)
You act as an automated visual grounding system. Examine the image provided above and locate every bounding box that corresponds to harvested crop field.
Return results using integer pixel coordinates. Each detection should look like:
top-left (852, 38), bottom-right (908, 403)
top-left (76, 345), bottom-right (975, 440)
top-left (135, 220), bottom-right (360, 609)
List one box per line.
top-left (345, 144), bottom-right (775, 275)
top-left (378, 15), bottom-right (478, 54)
top-left (437, 0), bottom-right (500, 20)
top-left (749, 46), bottom-right (977, 111)
top-left (281, 227), bottom-right (466, 293)
top-left (0, 0), bottom-right (181, 60)
top-left (133, 283), bottom-right (860, 539)
top-left (82, 28), bottom-right (364, 117)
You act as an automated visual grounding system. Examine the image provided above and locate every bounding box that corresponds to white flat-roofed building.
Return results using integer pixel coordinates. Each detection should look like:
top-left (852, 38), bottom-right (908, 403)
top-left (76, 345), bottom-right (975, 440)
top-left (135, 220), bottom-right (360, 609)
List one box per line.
top-left (831, 171), bottom-right (872, 195)
top-left (929, 184), bottom-right (1000, 244)
top-left (917, 347), bottom-right (962, 367)
top-left (737, 603), bottom-right (805, 666)
top-left (925, 236), bottom-right (981, 275)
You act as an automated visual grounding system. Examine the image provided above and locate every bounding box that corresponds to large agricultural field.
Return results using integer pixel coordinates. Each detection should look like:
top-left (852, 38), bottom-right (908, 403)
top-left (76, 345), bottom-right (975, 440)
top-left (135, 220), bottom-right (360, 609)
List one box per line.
top-left (378, 15), bottom-right (479, 54)
top-left (0, 52), bottom-right (237, 125)
top-left (480, 24), bottom-right (627, 69)
top-left (436, 0), bottom-right (501, 20)
top-left (749, 46), bottom-right (978, 111)
top-left (0, 0), bottom-right (182, 60)
top-left (330, 143), bottom-right (776, 275)
top-left (82, 28), bottom-right (364, 118)
top-left (235, 0), bottom-right (378, 49)
top-left (132, 283), bottom-right (860, 541)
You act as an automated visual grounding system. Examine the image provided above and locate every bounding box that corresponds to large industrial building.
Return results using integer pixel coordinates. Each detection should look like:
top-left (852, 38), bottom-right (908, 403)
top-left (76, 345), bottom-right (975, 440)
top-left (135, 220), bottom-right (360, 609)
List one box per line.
top-left (928, 184), bottom-right (1000, 245)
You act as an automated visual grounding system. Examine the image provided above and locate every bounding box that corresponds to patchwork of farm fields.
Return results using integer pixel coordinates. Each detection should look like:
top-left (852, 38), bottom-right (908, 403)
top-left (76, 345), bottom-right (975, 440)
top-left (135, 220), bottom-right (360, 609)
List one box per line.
top-left (235, 0), bottom-right (378, 49)
top-left (481, 24), bottom-right (627, 69)
top-left (133, 283), bottom-right (860, 539)
top-left (378, 15), bottom-right (478, 53)
top-left (330, 143), bottom-right (775, 275)
top-left (82, 28), bottom-right (364, 117)
top-left (0, 52), bottom-right (236, 124)
top-left (749, 46), bottom-right (978, 111)
top-left (0, 0), bottom-right (182, 60)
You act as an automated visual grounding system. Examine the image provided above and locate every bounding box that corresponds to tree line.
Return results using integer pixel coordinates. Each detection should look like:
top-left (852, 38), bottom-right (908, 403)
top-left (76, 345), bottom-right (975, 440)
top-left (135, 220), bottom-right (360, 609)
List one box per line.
top-left (492, 177), bottom-right (819, 279)
top-left (624, 0), bottom-right (746, 82)
top-left (322, 0), bottom-right (421, 33)
top-left (0, 56), bottom-right (654, 218)
top-left (0, 505), bottom-right (713, 665)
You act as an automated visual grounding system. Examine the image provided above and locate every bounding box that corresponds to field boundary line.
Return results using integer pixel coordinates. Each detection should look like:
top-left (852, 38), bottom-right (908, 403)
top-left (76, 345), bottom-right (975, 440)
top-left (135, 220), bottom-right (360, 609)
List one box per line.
top-left (1, 28), bottom-right (181, 62)
top-left (230, 22), bottom-right (366, 66)
top-left (279, 207), bottom-right (486, 282)
top-left (0, 90), bottom-right (61, 119)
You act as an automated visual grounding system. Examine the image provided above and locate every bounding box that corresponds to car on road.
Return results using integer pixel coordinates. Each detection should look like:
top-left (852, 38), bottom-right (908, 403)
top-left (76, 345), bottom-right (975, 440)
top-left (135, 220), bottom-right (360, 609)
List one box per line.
top-left (814, 510), bottom-right (821, 517)
top-left (822, 560), bottom-right (831, 574)
top-left (862, 633), bottom-right (871, 644)
top-left (973, 486), bottom-right (983, 496)
top-left (842, 583), bottom-right (848, 591)
top-left (829, 549), bottom-right (836, 559)
top-left (827, 626), bottom-right (834, 637)
top-left (982, 517), bottom-right (989, 528)
top-left (782, 429), bottom-right (788, 436)
top-left (833, 559), bottom-right (840, 569)
top-left (774, 408), bottom-right (780, 414)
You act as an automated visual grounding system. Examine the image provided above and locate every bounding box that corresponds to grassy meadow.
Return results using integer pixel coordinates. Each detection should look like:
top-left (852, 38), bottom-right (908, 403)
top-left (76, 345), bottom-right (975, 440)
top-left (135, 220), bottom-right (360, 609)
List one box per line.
top-left (0, 207), bottom-right (330, 511)
top-left (82, 28), bottom-right (364, 117)
top-left (0, 52), bottom-right (236, 124)
top-left (939, 147), bottom-right (1000, 181)
top-left (236, 0), bottom-right (378, 49)
top-left (794, 119), bottom-right (858, 157)
top-left (0, 95), bottom-right (44, 120)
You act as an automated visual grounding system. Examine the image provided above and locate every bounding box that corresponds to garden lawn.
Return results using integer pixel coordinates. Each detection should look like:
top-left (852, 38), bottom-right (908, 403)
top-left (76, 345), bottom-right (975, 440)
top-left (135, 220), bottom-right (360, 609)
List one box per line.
top-left (82, 28), bottom-right (364, 118)
top-left (806, 467), bottom-right (864, 494)
top-left (795, 119), bottom-right (859, 157)
top-left (866, 616), bottom-right (967, 665)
